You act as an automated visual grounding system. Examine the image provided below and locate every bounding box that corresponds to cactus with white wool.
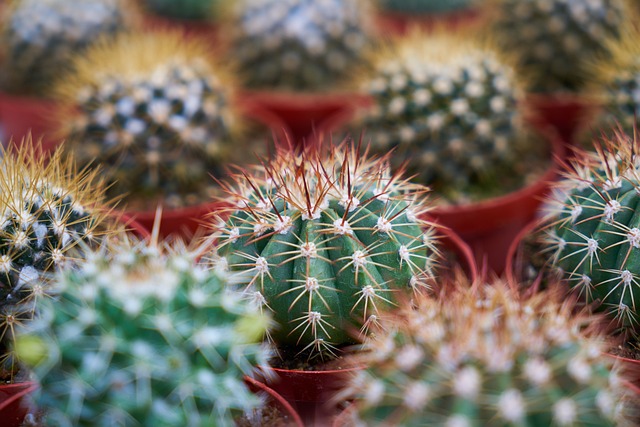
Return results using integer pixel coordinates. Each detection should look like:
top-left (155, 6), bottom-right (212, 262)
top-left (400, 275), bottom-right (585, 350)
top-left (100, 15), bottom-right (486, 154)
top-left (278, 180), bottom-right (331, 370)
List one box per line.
top-left (16, 238), bottom-right (272, 427)
top-left (211, 140), bottom-right (441, 357)
top-left (338, 280), bottom-right (635, 426)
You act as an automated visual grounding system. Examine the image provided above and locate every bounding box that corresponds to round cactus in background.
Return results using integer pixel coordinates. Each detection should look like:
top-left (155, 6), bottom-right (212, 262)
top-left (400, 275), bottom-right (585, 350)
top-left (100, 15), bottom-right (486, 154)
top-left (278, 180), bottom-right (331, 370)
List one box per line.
top-left (356, 31), bottom-right (529, 201)
top-left (0, 138), bottom-right (111, 380)
top-left (225, 0), bottom-right (373, 91)
top-left (17, 238), bottom-right (272, 426)
top-left (379, 0), bottom-right (474, 13)
top-left (488, 0), bottom-right (629, 92)
top-left (542, 129), bottom-right (640, 336)
top-left (55, 31), bottom-right (241, 210)
top-left (0, 0), bottom-right (129, 96)
top-left (339, 280), bottom-right (635, 426)
top-left (211, 140), bottom-right (441, 357)
top-left (142, 0), bottom-right (219, 21)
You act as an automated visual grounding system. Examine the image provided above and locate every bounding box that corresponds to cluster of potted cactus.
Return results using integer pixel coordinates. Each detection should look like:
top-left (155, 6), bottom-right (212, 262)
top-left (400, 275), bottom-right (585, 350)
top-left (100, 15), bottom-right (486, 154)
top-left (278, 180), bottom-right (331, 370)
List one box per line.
top-left (1, 0), bottom-right (640, 426)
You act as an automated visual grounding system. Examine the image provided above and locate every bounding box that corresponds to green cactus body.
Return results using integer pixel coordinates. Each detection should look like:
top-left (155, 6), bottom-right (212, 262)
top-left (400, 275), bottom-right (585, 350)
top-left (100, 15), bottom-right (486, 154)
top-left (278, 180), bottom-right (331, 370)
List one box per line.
top-left (543, 133), bottom-right (640, 334)
top-left (143, 0), bottom-right (218, 20)
top-left (339, 282), bottom-right (633, 426)
top-left (380, 0), bottom-right (473, 13)
top-left (490, 0), bottom-right (628, 92)
top-left (0, 0), bottom-right (127, 96)
top-left (212, 143), bottom-right (440, 355)
top-left (19, 239), bottom-right (272, 427)
top-left (57, 32), bottom-right (239, 209)
top-left (227, 0), bottom-right (372, 91)
top-left (358, 33), bottom-right (522, 194)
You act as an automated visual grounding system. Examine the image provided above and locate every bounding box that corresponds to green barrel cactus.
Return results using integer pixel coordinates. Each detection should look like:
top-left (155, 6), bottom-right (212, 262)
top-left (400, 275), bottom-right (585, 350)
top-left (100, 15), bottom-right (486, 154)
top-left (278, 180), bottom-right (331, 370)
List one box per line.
top-left (142, 0), bottom-right (219, 21)
top-left (0, 139), bottom-right (111, 380)
top-left (16, 238), bottom-right (272, 427)
top-left (0, 0), bottom-right (129, 96)
top-left (55, 31), bottom-right (241, 210)
top-left (379, 0), bottom-right (474, 13)
top-left (356, 32), bottom-right (526, 199)
top-left (211, 141), bottom-right (441, 356)
top-left (224, 0), bottom-right (373, 91)
top-left (542, 129), bottom-right (640, 335)
top-left (488, 0), bottom-right (629, 92)
top-left (338, 280), bottom-right (634, 426)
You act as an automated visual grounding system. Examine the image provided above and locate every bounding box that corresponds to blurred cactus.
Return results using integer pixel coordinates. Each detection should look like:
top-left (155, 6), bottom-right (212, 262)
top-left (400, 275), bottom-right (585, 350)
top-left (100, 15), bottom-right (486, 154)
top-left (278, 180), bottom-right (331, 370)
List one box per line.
top-left (339, 280), bottom-right (635, 426)
top-left (379, 0), bottom-right (474, 13)
top-left (224, 0), bottom-right (373, 91)
top-left (356, 31), bottom-right (531, 201)
top-left (211, 140), bottom-right (441, 357)
top-left (488, 0), bottom-right (629, 92)
top-left (0, 0), bottom-right (129, 96)
top-left (17, 238), bottom-right (272, 426)
top-left (542, 129), bottom-right (640, 336)
top-left (0, 138), bottom-right (111, 380)
top-left (55, 31), bottom-right (242, 210)
top-left (142, 0), bottom-right (219, 21)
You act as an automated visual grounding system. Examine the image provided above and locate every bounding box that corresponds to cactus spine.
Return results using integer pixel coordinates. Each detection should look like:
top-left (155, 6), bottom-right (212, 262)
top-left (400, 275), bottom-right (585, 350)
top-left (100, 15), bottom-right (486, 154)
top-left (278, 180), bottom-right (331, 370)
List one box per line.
top-left (339, 281), bottom-right (635, 426)
top-left (211, 141), bottom-right (441, 356)
top-left (17, 238), bottom-right (272, 427)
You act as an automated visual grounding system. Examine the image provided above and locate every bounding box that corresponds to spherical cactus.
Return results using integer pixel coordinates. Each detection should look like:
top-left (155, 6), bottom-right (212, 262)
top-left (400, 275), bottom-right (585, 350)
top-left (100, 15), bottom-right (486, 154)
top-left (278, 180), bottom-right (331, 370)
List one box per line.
top-left (55, 31), bottom-right (241, 210)
top-left (541, 129), bottom-right (640, 336)
top-left (355, 31), bottom-right (527, 199)
top-left (379, 0), bottom-right (474, 13)
top-left (488, 0), bottom-right (629, 92)
top-left (0, 138), bottom-right (111, 380)
top-left (142, 0), bottom-right (219, 21)
top-left (224, 0), bottom-right (373, 91)
top-left (339, 281), bottom-right (635, 426)
top-left (211, 140), bottom-right (441, 357)
top-left (16, 238), bottom-right (273, 426)
top-left (0, 0), bottom-right (129, 96)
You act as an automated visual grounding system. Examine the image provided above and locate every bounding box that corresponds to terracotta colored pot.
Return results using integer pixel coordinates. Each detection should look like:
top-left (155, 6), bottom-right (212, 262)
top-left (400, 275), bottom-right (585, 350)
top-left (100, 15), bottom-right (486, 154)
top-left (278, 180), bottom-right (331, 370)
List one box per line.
top-left (433, 221), bottom-right (477, 283)
top-left (243, 376), bottom-right (304, 427)
top-left (0, 381), bottom-right (38, 427)
top-left (376, 8), bottom-right (480, 35)
top-left (0, 94), bottom-right (56, 147)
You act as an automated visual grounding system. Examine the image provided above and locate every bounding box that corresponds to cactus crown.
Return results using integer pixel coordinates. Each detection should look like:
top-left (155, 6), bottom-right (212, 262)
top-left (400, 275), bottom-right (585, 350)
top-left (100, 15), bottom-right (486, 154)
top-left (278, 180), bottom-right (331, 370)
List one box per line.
top-left (488, 0), bottom-right (629, 92)
top-left (55, 31), bottom-right (240, 210)
top-left (340, 280), bottom-right (634, 426)
top-left (0, 137), bottom-right (111, 380)
top-left (541, 129), bottom-right (640, 336)
top-left (379, 0), bottom-right (474, 13)
top-left (0, 0), bottom-right (128, 96)
top-left (211, 140), bottom-right (441, 357)
top-left (19, 237), bottom-right (272, 426)
top-left (225, 0), bottom-right (373, 91)
top-left (356, 31), bottom-right (527, 201)
top-left (142, 0), bottom-right (219, 21)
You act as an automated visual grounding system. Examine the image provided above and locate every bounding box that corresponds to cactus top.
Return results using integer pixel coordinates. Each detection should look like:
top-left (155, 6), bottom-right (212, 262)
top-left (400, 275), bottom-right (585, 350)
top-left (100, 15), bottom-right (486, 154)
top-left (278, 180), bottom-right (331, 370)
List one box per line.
top-left (55, 31), bottom-right (239, 209)
top-left (0, 0), bottom-right (128, 96)
top-left (21, 238), bottom-right (272, 427)
top-left (142, 0), bottom-right (219, 21)
top-left (542, 130), bottom-right (640, 335)
top-left (340, 281), bottom-right (634, 426)
top-left (356, 31), bottom-right (524, 197)
top-left (488, 0), bottom-right (629, 92)
top-left (379, 0), bottom-right (475, 13)
top-left (211, 141), bottom-right (441, 356)
top-left (225, 0), bottom-right (373, 91)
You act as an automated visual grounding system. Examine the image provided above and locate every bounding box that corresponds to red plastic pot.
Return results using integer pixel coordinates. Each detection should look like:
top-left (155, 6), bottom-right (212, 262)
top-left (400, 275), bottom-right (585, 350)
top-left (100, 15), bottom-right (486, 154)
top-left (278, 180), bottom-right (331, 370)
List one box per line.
top-left (243, 376), bottom-right (304, 427)
top-left (0, 94), bottom-right (56, 147)
top-left (0, 381), bottom-right (38, 427)
top-left (375, 8), bottom-right (480, 35)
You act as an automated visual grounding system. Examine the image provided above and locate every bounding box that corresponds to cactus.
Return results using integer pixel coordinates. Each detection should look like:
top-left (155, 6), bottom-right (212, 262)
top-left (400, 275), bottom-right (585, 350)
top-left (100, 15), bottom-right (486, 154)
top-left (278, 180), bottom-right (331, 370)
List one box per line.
top-left (355, 31), bottom-right (531, 200)
top-left (55, 31), bottom-right (242, 210)
top-left (488, 0), bottom-right (629, 92)
top-left (541, 129), bottom-right (640, 336)
top-left (211, 140), bottom-right (441, 357)
top-left (16, 237), bottom-right (272, 427)
top-left (0, 0), bottom-right (129, 96)
top-left (224, 0), bottom-right (373, 91)
top-left (339, 280), bottom-right (635, 426)
top-left (379, 0), bottom-right (474, 14)
top-left (0, 138), bottom-right (111, 381)
top-left (142, 0), bottom-right (219, 21)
